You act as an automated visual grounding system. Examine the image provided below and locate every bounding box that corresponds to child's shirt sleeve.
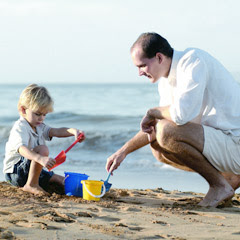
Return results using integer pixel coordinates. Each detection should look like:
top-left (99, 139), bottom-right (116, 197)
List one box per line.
top-left (9, 123), bottom-right (30, 152)
top-left (40, 123), bottom-right (52, 141)
top-left (3, 120), bottom-right (30, 173)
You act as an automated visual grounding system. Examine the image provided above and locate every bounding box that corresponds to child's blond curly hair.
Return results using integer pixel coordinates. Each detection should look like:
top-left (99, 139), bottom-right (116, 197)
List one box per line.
top-left (18, 84), bottom-right (54, 115)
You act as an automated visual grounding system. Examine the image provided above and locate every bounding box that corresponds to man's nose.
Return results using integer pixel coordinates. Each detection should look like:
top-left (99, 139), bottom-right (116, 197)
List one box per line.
top-left (138, 68), bottom-right (144, 76)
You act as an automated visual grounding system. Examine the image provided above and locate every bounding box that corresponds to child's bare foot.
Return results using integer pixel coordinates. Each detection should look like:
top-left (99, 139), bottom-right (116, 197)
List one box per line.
top-left (21, 184), bottom-right (49, 196)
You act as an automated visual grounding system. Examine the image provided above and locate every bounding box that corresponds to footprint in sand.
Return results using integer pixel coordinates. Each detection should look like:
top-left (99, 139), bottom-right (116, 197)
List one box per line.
top-left (0, 211), bottom-right (12, 216)
top-left (87, 207), bottom-right (99, 212)
top-left (74, 211), bottom-right (120, 221)
top-left (10, 219), bottom-right (28, 226)
top-left (0, 227), bottom-right (15, 239)
top-left (121, 206), bottom-right (141, 212)
top-left (20, 221), bottom-right (44, 229)
top-left (10, 219), bottom-right (60, 230)
top-left (116, 199), bottom-right (143, 205)
top-left (141, 234), bottom-right (171, 239)
top-left (97, 216), bottom-right (121, 222)
top-left (152, 220), bottom-right (170, 226)
top-left (73, 211), bottom-right (92, 218)
top-left (115, 223), bottom-right (128, 227)
top-left (128, 226), bottom-right (144, 231)
top-left (35, 210), bottom-right (75, 223)
top-left (114, 222), bottom-right (144, 231)
top-left (143, 235), bottom-right (167, 240)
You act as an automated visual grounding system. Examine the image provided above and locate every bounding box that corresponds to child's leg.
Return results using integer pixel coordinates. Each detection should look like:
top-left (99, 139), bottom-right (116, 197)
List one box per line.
top-left (47, 174), bottom-right (65, 194)
top-left (22, 145), bottom-right (49, 195)
top-left (49, 174), bottom-right (65, 186)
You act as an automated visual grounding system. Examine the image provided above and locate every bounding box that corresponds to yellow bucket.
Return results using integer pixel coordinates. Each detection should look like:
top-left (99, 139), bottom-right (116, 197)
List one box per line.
top-left (81, 180), bottom-right (106, 201)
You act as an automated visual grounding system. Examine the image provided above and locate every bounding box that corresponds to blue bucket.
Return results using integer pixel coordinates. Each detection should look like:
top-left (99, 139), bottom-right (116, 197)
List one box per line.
top-left (64, 172), bottom-right (89, 197)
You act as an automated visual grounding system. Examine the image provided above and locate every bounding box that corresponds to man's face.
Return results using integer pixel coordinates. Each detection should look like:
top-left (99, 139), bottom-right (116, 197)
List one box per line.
top-left (131, 46), bottom-right (162, 83)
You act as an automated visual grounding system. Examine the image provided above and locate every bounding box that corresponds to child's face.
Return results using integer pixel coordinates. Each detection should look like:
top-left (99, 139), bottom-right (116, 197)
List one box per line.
top-left (23, 108), bottom-right (48, 130)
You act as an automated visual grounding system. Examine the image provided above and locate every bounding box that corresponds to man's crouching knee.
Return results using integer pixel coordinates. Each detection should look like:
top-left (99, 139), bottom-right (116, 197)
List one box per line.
top-left (155, 119), bottom-right (178, 151)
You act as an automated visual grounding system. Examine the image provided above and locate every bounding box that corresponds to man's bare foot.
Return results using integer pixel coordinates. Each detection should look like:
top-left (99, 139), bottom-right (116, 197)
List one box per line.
top-left (21, 184), bottom-right (49, 196)
top-left (198, 183), bottom-right (234, 207)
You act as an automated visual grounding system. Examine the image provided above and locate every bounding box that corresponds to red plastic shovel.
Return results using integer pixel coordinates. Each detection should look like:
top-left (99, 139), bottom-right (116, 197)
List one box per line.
top-left (49, 132), bottom-right (85, 171)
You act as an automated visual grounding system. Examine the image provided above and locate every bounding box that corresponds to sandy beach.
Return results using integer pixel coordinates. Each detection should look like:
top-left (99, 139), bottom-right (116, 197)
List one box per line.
top-left (0, 181), bottom-right (240, 240)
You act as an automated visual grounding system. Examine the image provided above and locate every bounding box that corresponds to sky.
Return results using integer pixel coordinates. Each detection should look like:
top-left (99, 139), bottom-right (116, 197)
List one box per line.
top-left (0, 0), bottom-right (240, 84)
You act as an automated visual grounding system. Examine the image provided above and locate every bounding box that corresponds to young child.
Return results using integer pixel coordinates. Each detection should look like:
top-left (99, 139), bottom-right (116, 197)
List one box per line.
top-left (3, 84), bottom-right (85, 195)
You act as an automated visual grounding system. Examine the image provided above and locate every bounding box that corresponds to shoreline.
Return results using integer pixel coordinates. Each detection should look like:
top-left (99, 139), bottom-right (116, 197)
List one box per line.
top-left (1, 181), bottom-right (240, 239)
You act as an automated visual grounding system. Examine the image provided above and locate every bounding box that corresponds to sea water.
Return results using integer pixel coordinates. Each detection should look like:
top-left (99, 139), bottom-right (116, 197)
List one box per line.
top-left (0, 83), bottom-right (224, 194)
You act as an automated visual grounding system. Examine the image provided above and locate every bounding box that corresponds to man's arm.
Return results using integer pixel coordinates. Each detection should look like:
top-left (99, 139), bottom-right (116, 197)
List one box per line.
top-left (106, 130), bottom-right (150, 173)
top-left (106, 106), bottom-right (172, 173)
top-left (147, 106), bottom-right (171, 121)
top-left (141, 106), bottom-right (171, 140)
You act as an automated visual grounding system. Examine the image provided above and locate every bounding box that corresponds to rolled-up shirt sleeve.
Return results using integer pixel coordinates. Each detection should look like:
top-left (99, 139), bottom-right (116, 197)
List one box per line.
top-left (169, 55), bottom-right (207, 125)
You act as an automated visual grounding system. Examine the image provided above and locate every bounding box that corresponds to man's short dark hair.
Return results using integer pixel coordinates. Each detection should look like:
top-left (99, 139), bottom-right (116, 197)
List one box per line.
top-left (131, 32), bottom-right (173, 59)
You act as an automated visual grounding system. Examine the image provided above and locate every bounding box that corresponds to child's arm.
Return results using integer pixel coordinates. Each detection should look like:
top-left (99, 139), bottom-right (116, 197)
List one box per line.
top-left (49, 127), bottom-right (85, 140)
top-left (18, 145), bottom-right (56, 170)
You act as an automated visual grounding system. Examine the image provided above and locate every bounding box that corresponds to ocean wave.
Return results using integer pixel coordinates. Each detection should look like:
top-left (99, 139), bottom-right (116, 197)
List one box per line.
top-left (47, 111), bottom-right (143, 123)
top-left (0, 116), bottom-right (18, 125)
top-left (47, 129), bottom-right (139, 153)
top-left (0, 126), bottom-right (11, 143)
top-left (0, 112), bottom-right (144, 126)
top-left (0, 115), bottom-right (143, 165)
top-left (52, 152), bottom-right (181, 173)
top-left (0, 111), bottom-right (142, 142)
top-left (0, 126), bottom-right (181, 173)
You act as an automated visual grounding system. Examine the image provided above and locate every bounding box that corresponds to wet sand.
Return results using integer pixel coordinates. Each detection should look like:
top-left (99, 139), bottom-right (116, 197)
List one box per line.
top-left (0, 181), bottom-right (240, 240)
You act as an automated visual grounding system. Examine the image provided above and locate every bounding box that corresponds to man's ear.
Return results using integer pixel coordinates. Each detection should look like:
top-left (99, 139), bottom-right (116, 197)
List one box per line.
top-left (156, 53), bottom-right (163, 63)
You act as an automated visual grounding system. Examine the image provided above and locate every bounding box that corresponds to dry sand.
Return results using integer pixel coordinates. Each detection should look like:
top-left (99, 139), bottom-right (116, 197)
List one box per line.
top-left (0, 181), bottom-right (240, 240)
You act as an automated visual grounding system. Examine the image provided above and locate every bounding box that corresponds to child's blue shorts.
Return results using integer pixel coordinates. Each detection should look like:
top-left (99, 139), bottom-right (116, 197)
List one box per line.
top-left (5, 157), bottom-right (54, 190)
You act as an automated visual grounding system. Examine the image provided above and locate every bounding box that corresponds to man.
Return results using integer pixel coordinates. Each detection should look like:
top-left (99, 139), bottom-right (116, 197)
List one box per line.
top-left (105, 32), bottom-right (240, 207)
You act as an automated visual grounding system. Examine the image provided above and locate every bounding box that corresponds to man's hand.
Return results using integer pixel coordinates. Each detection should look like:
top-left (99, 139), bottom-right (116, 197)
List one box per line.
top-left (105, 131), bottom-right (151, 175)
top-left (140, 114), bottom-right (157, 142)
top-left (105, 150), bottom-right (126, 174)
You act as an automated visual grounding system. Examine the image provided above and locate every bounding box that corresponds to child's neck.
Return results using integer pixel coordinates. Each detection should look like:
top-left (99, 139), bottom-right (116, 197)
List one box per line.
top-left (24, 118), bottom-right (37, 133)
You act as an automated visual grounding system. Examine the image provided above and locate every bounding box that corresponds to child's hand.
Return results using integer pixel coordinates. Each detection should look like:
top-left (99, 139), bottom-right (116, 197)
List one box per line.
top-left (70, 128), bottom-right (85, 142)
top-left (40, 156), bottom-right (56, 170)
top-left (77, 131), bottom-right (85, 142)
